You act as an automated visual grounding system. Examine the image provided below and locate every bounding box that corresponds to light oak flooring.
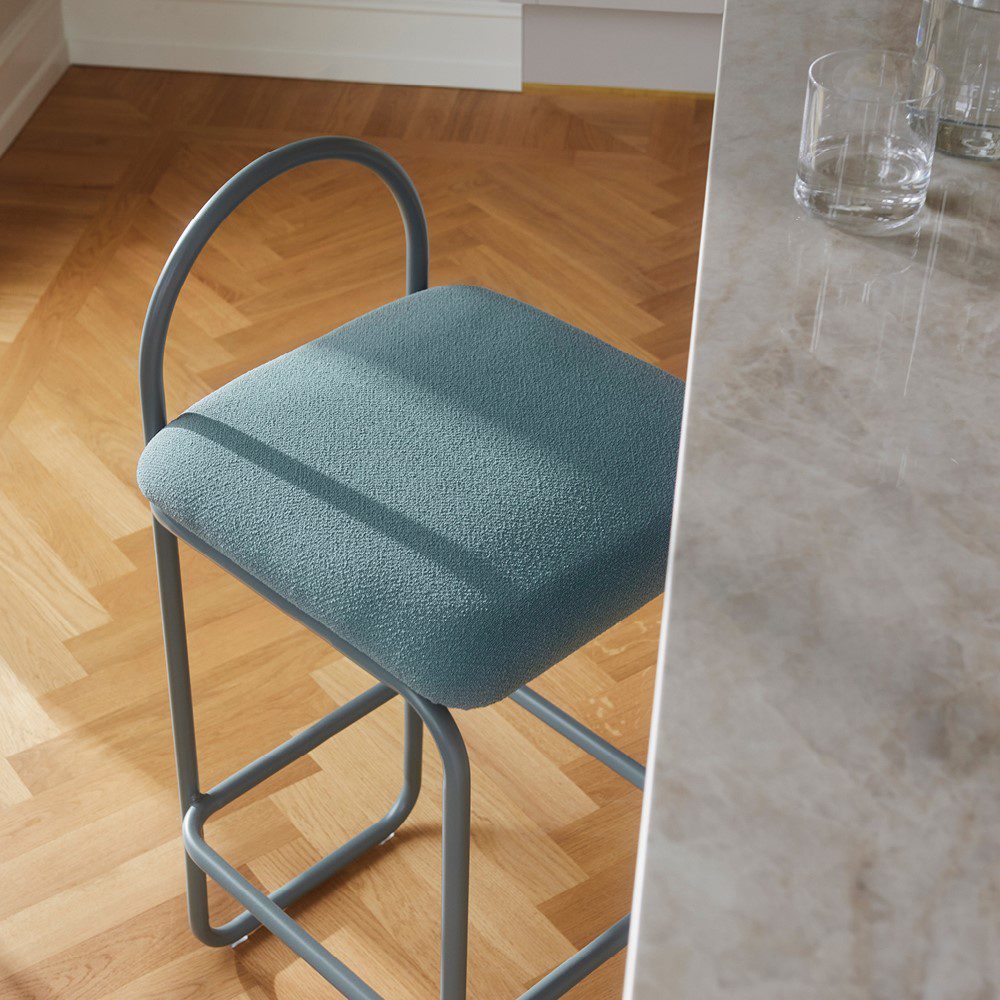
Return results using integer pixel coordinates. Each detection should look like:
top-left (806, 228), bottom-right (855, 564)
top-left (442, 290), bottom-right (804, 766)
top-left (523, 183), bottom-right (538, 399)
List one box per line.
top-left (0, 67), bottom-right (711, 998)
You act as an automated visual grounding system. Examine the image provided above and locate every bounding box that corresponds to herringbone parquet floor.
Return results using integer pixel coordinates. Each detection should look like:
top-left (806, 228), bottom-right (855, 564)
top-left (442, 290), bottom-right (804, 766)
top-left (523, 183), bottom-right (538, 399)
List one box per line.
top-left (0, 67), bottom-right (711, 999)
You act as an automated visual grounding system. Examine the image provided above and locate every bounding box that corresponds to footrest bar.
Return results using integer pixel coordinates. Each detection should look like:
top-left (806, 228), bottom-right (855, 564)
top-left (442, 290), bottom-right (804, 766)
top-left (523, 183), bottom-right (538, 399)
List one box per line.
top-left (182, 807), bottom-right (384, 1000)
top-left (207, 785), bottom-right (413, 942)
top-left (510, 687), bottom-right (645, 789)
top-left (204, 683), bottom-right (397, 816)
top-left (519, 914), bottom-right (631, 999)
top-left (183, 693), bottom-right (421, 946)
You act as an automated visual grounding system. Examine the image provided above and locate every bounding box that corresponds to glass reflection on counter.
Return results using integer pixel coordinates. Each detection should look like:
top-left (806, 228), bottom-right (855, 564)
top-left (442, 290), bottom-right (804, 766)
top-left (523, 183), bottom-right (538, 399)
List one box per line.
top-left (782, 165), bottom-right (998, 487)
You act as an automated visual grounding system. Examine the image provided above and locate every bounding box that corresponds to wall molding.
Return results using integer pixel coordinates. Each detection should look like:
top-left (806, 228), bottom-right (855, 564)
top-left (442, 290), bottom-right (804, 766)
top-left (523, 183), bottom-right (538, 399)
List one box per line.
top-left (522, 3), bottom-right (721, 93)
top-left (62, 0), bottom-right (523, 92)
top-left (513, 0), bottom-right (722, 12)
top-left (169, 0), bottom-right (518, 16)
top-left (0, 0), bottom-right (69, 156)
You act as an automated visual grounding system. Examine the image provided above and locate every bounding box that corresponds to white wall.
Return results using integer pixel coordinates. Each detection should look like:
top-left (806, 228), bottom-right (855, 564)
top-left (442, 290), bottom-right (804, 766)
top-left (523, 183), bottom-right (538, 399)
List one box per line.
top-left (0, 0), bottom-right (719, 163)
top-left (61, 0), bottom-right (523, 92)
top-left (521, 1), bottom-right (722, 93)
top-left (0, 0), bottom-right (68, 156)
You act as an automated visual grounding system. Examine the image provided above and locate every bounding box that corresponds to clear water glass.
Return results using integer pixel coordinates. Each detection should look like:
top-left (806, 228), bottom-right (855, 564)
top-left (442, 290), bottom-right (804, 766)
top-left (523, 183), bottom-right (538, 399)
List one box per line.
top-left (916, 0), bottom-right (1000, 160)
top-left (795, 50), bottom-right (944, 234)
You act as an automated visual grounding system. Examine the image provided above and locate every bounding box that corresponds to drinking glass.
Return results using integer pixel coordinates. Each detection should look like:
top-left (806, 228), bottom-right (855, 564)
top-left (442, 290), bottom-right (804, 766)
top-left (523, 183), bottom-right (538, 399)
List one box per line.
top-left (794, 50), bottom-right (944, 234)
top-left (916, 0), bottom-right (1000, 160)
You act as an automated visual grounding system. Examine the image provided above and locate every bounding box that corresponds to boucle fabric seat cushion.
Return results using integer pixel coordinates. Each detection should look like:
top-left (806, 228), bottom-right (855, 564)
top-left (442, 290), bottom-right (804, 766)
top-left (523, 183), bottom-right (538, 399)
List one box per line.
top-left (137, 285), bottom-right (684, 708)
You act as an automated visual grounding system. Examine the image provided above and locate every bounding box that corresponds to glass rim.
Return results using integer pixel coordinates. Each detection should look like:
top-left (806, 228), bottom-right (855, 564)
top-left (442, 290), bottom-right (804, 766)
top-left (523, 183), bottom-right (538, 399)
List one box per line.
top-left (807, 48), bottom-right (945, 106)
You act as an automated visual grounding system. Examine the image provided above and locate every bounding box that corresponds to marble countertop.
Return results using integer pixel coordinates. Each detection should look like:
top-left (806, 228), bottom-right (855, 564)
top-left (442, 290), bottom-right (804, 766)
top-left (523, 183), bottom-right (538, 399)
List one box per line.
top-left (624, 1), bottom-right (999, 997)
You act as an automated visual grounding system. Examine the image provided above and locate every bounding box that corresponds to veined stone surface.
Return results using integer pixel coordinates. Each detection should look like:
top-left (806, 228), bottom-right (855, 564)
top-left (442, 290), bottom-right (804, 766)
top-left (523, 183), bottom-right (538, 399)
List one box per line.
top-left (626, 1), bottom-right (1000, 998)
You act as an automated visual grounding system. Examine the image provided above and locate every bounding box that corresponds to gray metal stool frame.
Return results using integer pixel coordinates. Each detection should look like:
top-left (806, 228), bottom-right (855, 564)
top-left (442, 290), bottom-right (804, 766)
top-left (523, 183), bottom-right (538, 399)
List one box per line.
top-left (139, 137), bottom-right (645, 1000)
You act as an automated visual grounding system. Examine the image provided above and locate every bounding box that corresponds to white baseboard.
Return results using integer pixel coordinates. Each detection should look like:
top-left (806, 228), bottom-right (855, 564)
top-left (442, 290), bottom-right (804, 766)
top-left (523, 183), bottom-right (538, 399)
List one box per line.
top-left (0, 0), bottom-right (69, 156)
top-left (62, 0), bottom-right (523, 92)
top-left (523, 4), bottom-right (721, 93)
top-left (515, 0), bottom-right (722, 12)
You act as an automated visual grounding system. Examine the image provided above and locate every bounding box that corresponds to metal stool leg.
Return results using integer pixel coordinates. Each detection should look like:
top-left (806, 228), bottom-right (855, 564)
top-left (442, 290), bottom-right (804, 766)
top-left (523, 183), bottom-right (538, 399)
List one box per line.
top-left (152, 519), bottom-right (225, 946)
top-left (509, 685), bottom-right (645, 999)
top-left (421, 705), bottom-right (471, 1000)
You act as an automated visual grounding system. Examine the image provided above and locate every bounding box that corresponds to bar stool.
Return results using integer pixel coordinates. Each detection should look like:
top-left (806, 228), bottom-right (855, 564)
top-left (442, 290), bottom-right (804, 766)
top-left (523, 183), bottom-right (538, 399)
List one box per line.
top-left (137, 137), bottom-right (684, 999)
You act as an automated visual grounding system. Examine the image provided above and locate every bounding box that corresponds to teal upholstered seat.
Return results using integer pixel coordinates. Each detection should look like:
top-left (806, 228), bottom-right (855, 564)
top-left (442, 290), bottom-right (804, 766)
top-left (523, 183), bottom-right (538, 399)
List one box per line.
top-left (138, 285), bottom-right (684, 708)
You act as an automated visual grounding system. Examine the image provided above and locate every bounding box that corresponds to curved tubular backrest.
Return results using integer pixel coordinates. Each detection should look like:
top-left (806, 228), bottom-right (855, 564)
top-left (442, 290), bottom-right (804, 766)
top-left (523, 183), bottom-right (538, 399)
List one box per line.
top-left (139, 136), bottom-right (429, 444)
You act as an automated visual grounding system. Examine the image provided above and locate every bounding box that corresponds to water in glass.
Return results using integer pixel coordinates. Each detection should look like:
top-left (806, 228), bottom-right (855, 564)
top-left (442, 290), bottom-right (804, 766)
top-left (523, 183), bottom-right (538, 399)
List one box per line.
top-left (795, 132), bottom-right (934, 231)
top-left (917, 0), bottom-right (1000, 160)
